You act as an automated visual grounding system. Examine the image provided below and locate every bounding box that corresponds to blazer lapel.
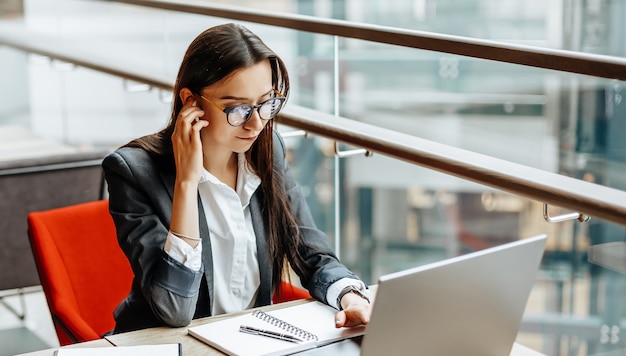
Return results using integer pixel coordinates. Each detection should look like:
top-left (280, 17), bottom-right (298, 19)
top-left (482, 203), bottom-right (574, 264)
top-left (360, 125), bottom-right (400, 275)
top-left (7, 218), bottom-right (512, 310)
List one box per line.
top-left (250, 192), bottom-right (272, 306)
top-left (197, 198), bottom-right (215, 313)
top-left (159, 172), bottom-right (175, 200)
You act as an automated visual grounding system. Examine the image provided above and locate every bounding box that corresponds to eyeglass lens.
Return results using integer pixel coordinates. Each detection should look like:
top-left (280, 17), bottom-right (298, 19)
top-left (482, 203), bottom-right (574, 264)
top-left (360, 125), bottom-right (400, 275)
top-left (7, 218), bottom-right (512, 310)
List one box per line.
top-left (227, 98), bottom-right (284, 126)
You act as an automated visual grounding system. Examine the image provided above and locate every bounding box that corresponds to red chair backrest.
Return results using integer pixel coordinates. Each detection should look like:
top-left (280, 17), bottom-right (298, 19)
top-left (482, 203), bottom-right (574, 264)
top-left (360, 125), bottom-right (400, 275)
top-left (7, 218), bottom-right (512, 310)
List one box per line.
top-left (27, 200), bottom-right (133, 345)
top-left (273, 281), bottom-right (311, 304)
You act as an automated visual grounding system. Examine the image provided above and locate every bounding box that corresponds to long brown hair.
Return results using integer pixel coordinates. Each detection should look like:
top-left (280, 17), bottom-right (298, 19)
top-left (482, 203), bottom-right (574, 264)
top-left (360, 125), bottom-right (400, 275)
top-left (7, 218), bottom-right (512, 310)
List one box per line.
top-left (125, 23), bottom-right (313, 296)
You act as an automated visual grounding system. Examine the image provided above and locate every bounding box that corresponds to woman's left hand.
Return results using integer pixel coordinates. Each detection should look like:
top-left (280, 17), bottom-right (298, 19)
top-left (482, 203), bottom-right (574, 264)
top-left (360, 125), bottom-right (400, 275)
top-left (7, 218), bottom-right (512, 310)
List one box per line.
top-left (334, 293), bottom-right (372, 328)
top-left (171, 99), bottom-right (209, 184)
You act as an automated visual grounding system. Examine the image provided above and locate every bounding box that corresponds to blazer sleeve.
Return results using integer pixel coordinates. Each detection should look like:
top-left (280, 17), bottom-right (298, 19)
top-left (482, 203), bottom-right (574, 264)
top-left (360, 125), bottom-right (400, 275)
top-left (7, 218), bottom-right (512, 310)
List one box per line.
top-left (102, 148), bottom-right (204, 328)
top-left (273, 133), bottom-right (362, 303)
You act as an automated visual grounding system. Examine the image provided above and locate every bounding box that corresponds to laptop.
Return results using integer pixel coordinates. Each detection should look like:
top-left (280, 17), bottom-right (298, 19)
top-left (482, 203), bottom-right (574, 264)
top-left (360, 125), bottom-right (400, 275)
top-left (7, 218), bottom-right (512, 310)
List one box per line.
top-left (297, 234), bottom-right (547, 356)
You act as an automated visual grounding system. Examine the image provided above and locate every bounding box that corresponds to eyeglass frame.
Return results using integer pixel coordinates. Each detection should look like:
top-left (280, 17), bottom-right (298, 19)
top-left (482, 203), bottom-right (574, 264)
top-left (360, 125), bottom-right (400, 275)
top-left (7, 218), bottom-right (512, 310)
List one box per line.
top-left (197, 89), bottom-right (286, 127)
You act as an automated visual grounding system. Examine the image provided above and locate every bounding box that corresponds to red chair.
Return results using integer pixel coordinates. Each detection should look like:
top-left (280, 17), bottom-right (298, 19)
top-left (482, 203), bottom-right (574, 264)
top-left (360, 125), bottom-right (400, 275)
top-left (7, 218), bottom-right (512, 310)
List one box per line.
top-left (273, 281), bottom-right (311, 303)
top-left (27, 200), bottom-right (133, 346)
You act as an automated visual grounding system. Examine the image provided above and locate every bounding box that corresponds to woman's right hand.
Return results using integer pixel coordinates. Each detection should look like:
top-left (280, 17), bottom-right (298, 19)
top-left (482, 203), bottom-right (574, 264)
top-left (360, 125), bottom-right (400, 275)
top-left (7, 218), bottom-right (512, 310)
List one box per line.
top-left (171, 99), bottom-right (209, 184)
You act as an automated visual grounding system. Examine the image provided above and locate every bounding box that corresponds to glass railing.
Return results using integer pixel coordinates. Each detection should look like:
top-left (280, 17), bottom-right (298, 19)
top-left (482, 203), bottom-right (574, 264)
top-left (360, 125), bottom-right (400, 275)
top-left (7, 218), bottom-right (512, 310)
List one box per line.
top-left (1, 1), bottom-right (626, 355)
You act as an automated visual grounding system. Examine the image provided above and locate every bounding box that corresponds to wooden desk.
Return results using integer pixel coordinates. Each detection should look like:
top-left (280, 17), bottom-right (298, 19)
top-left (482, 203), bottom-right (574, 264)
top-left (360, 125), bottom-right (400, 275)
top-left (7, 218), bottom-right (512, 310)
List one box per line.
top-left (15, 299), bottom-right (545, 356)
top-left (105, 299), bottom-right (309, 355)
top-left (105, 299), bottom-right (545, 356)
top-left (14, 339), bottom-right (114, 356)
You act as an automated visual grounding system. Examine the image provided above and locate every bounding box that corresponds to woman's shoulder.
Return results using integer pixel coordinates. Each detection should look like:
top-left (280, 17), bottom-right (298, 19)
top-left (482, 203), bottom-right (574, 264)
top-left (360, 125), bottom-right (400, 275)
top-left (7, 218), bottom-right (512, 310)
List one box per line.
top-left (104, 146), bottom-right (152, 167)
top-left (103, 146), bottom-right (172, 178)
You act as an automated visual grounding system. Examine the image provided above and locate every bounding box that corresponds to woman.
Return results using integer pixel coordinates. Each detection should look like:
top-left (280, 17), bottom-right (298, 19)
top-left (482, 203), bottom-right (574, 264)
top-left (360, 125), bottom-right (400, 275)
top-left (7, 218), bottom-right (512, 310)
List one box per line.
top-left (103, 23), bottom-right (371, 334)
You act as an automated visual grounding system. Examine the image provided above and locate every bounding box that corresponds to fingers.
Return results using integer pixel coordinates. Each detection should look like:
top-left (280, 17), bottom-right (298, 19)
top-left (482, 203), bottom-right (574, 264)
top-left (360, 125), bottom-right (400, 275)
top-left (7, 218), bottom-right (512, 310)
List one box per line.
top-left (171, 100), bottom-right (208, 183)
top-left (173, 100), bottom-right (207, 143)
top-left (334, 311), bottom-right (346, 328)
top-left (180, 101), bottom-right (206, 128)
top-left (192, 116), bottom-right (209, 130)
top-left (335, 310), bottom-right (369, 328)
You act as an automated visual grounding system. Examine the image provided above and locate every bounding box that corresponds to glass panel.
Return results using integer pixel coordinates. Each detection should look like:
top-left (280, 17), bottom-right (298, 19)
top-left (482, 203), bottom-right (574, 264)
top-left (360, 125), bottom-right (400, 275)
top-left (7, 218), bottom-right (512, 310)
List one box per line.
top-left (283, 135), bottom-right (337, 239)
top-left (319, 149), bottom-right (626, 355)
top-left (288, 31), bottom-right (337, 113)
top-left (31, 64), bottom-right (170, 147)
top-left (298, 0), bottom-right (624, 58)
top-left (335, 37), bottom-right (626, 196)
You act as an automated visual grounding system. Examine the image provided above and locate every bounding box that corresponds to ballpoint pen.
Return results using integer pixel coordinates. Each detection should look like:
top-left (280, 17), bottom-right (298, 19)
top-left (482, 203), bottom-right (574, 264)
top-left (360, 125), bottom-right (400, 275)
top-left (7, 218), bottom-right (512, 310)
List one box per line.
top-left (239, 325), bottom-right (304, 343)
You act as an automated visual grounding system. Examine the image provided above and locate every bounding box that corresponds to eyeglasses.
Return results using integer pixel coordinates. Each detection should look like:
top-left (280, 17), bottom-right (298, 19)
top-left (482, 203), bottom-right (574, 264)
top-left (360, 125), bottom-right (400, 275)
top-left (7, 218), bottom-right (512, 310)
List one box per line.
top-left (199, 89), bottom-right (286, 127)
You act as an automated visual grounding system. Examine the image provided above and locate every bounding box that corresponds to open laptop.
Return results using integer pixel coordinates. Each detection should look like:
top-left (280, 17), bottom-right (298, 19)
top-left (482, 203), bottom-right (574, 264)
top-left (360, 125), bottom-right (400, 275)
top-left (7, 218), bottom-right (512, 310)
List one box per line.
top-left (298, 234), bottom-right (547, 356)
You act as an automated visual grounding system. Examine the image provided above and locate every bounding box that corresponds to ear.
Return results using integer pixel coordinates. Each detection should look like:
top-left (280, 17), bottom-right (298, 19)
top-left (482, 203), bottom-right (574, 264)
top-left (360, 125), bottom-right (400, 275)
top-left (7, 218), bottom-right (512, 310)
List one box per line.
top-left (179, 87), bottom-right (195, 105)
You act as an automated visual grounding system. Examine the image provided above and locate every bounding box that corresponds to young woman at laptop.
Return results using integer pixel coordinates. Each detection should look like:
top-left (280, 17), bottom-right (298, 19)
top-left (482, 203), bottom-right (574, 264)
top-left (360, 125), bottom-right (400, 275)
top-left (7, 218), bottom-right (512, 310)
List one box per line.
top-left (102, 23), bottom-right (372, 334)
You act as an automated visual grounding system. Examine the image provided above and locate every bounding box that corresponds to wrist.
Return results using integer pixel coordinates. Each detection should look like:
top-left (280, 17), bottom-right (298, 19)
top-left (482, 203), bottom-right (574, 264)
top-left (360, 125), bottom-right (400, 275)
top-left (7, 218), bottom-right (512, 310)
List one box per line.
top-left (175, 178), bottom-right (199, 190)
top-left (337, 285), bottom-right (370, 311)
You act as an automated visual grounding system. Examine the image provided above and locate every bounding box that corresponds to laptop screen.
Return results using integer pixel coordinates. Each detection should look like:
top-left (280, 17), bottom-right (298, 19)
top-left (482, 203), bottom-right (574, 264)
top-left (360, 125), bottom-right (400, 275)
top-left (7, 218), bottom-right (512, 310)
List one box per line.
top-left (360, 235), bottom-right (547, 356)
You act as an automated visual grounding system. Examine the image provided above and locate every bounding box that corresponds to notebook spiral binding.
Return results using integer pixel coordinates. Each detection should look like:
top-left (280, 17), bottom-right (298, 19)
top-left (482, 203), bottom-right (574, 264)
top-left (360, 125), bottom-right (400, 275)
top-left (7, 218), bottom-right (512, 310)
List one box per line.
top-left (252, 310), bottom-right (319, 342)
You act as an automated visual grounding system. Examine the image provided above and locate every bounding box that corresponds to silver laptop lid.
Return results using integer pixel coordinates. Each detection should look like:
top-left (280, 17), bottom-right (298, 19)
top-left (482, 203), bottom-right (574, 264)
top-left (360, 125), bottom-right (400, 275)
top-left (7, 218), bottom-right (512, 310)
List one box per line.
top-left (361, 235), bottom-right (547, 356)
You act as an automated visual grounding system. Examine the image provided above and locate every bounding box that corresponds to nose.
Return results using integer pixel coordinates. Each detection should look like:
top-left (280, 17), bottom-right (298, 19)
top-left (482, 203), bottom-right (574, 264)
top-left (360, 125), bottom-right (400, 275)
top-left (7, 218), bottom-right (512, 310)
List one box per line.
top-left (243, 108), bottom-right (265, 131)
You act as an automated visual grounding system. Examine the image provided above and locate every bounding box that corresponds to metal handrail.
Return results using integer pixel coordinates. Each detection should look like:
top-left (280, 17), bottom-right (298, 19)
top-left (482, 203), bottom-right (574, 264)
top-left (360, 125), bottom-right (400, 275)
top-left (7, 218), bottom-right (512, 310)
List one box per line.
top-left (107, 0), bottom-right (626, 81)
top-left (277, 106), bottom-right (626, 227)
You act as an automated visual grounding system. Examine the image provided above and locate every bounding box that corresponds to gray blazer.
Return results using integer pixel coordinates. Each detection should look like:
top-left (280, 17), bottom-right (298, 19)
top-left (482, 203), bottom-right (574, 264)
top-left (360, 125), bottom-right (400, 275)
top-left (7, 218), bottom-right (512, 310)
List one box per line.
top-left (102, 132), bottom-right (359, 333)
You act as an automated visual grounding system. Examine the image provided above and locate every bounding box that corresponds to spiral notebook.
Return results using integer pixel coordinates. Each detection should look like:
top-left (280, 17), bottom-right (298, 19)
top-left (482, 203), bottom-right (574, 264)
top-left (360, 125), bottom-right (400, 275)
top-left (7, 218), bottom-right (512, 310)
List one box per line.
top-left (187, 301), bottom-right (365, 356)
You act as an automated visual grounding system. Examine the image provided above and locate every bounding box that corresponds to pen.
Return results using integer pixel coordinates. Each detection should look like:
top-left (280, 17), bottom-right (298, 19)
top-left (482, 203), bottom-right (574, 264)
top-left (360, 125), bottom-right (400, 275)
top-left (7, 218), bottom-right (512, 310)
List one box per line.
top-left (239, 325), bottom-right (304, 343)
